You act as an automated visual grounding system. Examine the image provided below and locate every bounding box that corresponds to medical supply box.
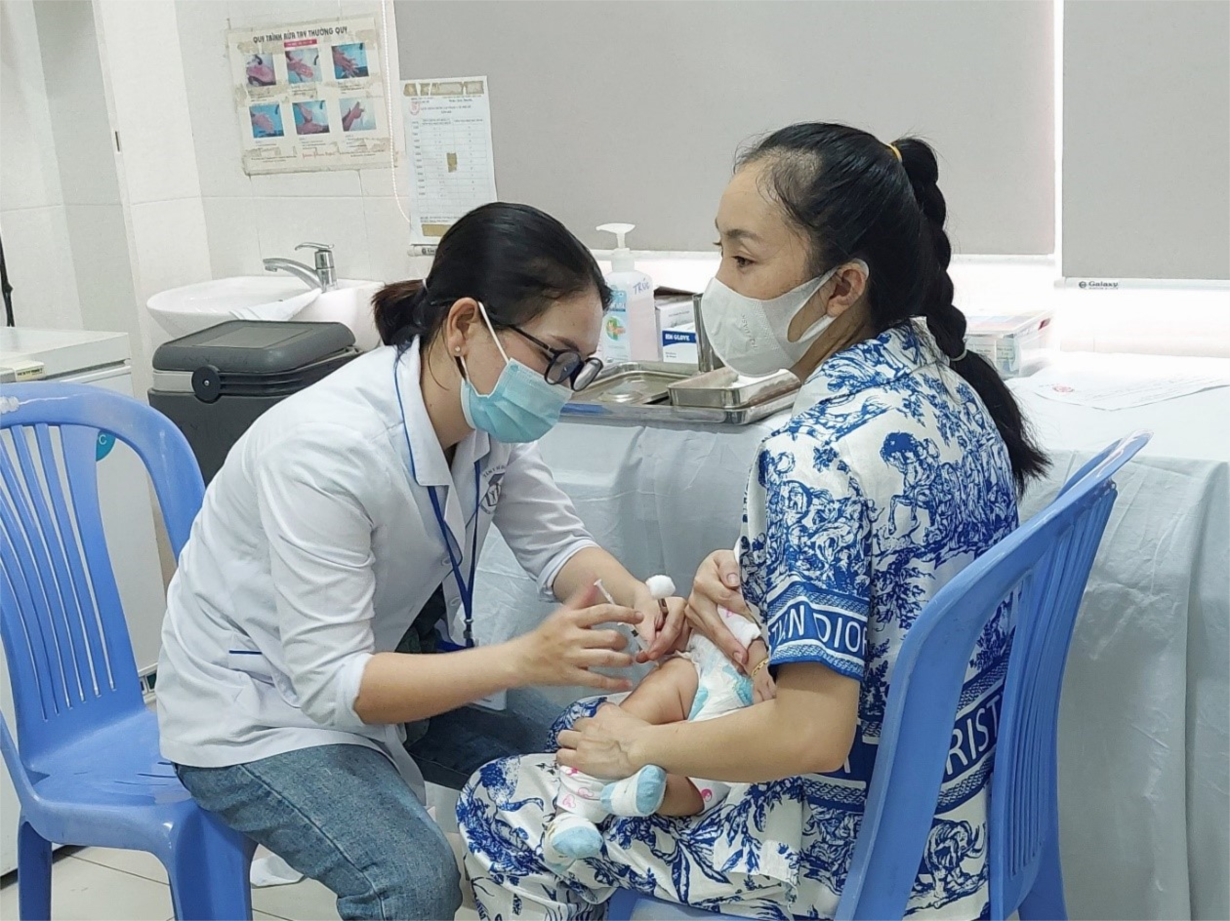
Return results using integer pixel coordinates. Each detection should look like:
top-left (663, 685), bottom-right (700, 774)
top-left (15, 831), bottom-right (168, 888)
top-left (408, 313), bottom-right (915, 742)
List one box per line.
top-left (149, 320), bottom-right (358, 483)
top-left (965, 309), bottom-right (1056, 378)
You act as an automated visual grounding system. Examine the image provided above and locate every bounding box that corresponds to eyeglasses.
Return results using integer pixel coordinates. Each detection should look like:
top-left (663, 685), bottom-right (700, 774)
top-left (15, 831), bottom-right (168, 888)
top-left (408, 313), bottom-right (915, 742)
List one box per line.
top-left (506, 326), bottom-right (604, 391)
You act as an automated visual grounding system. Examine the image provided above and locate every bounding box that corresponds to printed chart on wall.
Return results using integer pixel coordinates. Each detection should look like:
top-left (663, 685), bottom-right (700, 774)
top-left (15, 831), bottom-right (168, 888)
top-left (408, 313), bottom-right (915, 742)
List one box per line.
top-left (402, 77), bottom-right (497, 242)
top-left (228, 17), bottom-right (390, 174)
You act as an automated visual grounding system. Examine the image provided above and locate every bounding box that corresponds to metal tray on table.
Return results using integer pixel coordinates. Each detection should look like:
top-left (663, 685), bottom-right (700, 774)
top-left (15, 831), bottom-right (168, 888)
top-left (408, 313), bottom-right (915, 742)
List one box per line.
top-left (667, 367), bottom-right (799, 409)
top-left (563, 362), bottom-right (796, 426)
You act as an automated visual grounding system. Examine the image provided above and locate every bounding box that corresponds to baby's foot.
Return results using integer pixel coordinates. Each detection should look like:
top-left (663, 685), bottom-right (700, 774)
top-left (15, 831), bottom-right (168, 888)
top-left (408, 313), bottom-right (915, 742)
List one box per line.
top-left (600, 765), bottom-right (667, 817)
top-left (544, 812), bottom-right (603, 864)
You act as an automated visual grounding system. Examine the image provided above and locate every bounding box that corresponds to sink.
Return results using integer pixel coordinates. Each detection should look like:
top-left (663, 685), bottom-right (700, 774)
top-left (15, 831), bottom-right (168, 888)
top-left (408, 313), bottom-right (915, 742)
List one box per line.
top-left (147, 277), bottom-right (383, 350)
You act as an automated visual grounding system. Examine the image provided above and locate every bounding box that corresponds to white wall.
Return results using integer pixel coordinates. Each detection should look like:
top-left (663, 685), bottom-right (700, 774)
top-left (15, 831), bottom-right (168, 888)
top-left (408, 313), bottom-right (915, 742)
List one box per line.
top-left (172, 0), bottom-right (412, 285)
top-left (32, 0), bottom-right (138, 337)
top-left (0, 0), bottom-right (84, 331)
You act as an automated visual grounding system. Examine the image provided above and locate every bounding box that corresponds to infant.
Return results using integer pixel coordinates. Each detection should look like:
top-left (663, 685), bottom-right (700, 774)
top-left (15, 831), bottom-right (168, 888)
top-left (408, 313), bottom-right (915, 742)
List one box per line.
top-left (545, 574), bottom-right (770, 865)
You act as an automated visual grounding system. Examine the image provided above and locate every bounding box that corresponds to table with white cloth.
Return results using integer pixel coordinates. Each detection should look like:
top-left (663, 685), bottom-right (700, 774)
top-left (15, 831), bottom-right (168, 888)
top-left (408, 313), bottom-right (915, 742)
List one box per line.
top-left (470, 352), bottom-right (1230, 921)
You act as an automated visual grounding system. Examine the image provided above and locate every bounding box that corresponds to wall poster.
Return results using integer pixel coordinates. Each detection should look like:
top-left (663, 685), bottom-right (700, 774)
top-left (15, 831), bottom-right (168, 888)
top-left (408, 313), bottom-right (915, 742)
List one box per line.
top-left (228, 17), bottom-right (390, 174)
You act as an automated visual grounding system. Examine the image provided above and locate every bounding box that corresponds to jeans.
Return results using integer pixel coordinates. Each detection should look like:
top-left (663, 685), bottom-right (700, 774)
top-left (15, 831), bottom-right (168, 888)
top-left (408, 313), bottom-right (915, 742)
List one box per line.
top-left (177, 745), bottom-right (460, 921)
top-left (176, 690), bottom-right (561, 921)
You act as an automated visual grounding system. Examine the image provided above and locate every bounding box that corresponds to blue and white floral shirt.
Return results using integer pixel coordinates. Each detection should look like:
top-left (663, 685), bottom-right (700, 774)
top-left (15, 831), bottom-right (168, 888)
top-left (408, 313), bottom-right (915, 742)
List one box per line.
top-left (735, 319), bottom-right (1018, 919)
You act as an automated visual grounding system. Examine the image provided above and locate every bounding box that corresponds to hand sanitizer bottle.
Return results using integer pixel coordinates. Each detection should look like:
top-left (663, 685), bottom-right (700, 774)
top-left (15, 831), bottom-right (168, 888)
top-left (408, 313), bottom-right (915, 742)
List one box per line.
top-left (597, 223), bottom-right (655, 362)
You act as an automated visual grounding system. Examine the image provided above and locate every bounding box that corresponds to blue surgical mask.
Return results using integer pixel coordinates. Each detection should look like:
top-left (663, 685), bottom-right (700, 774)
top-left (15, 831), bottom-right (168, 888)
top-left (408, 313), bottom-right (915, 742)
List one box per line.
top-left (459, 303), bottom-right (572, 443)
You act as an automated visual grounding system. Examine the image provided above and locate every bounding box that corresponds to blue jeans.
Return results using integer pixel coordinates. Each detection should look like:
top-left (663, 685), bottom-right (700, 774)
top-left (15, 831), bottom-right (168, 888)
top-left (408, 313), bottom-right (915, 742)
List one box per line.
top-left (176, 689), bottom-right (560, 921)
top-left (178, 744), bottom-right (458, 921)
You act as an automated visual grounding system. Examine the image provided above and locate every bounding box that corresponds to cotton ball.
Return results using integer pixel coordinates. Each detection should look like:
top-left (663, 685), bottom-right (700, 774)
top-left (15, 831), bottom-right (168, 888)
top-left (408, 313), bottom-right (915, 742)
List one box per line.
top-left (645, 575), bottom-right (676, 599)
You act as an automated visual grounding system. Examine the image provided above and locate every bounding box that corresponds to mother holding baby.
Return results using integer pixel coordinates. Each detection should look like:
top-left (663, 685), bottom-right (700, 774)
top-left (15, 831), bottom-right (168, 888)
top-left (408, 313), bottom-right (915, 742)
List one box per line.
top-left (458, 123), bottom-right (1049, 919)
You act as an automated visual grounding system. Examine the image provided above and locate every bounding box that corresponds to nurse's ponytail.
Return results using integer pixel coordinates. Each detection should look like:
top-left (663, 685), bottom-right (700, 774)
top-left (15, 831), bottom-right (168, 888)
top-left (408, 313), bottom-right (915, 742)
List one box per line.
top-left (373, 279), bottom-right (430, 347)
top-left (739, 123), bottom-right (1048, 493)
top-left (372, 202), bottom-right (610, 349)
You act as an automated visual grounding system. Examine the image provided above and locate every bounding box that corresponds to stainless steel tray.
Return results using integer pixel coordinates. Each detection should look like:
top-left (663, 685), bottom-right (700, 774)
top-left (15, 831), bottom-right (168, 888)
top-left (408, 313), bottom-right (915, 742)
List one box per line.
top-left (667, 368), bottom-right (799, 409)
top-left (571, 361), bottom-right (695, 406)
top-left (563, 391), bottom-right (794, 426)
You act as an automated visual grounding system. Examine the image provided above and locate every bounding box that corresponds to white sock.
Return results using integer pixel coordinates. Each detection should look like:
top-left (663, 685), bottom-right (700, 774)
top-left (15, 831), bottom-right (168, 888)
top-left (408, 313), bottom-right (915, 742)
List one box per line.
top-left (600, 765), bottom-right (667, 817)
top-left (544, 812), bottom-right (604, 864)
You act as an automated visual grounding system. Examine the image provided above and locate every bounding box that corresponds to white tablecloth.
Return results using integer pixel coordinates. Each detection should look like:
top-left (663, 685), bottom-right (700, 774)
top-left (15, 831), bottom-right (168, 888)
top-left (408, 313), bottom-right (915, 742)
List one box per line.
top-left (472, 353), bottom-right (1230, 921)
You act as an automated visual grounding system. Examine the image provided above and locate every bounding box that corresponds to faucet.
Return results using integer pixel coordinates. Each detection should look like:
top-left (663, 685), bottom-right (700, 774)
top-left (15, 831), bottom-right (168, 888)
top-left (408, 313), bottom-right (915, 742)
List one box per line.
top-left (263, 242), bottom-right (336, 291)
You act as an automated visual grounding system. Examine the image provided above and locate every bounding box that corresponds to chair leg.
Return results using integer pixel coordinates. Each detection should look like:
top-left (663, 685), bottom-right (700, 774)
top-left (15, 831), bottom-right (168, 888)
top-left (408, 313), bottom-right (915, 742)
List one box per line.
top-left (607, 889), bottom-right (639, 921)
top-left (1018, 831), bottom-right (1068, 921)
top-left (17, 821), bottom-right (52, 921)
top-left (165, 811), bottom-right (254, 921)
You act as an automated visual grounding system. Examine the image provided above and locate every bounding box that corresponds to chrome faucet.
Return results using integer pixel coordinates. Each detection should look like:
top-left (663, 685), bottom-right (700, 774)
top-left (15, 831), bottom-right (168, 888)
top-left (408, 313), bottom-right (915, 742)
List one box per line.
top-left (263, 242), bottom-right (336, 291)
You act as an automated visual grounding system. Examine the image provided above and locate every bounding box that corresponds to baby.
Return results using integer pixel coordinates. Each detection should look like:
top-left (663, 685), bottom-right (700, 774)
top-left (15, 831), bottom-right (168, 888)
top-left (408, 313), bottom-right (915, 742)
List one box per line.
top-left (545, 574), bottom-right (771, 864)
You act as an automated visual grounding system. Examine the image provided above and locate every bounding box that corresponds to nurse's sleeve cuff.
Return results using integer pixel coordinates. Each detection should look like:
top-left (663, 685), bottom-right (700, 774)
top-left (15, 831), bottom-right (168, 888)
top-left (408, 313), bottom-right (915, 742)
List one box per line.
top-left (536, 538), bottom-right (600, 601)
top-left (334, 652), bottom-right (375, 732)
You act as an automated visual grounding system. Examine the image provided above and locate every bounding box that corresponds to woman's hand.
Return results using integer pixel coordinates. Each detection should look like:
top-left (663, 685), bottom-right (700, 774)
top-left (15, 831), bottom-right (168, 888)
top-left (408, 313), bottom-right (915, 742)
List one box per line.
top-left (631, 586), bottom-right (690, 662)
top-left (556, 704), bottom-right (649, 780)
top-left (509, 584), bottom-right (642, 692)
top-left (686, 550), bottom-right (751, 668)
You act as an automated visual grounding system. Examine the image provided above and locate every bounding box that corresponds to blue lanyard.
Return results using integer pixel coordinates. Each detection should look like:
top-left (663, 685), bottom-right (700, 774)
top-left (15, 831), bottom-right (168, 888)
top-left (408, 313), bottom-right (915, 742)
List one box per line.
top-left (394, 353), bottom-right (481, 649)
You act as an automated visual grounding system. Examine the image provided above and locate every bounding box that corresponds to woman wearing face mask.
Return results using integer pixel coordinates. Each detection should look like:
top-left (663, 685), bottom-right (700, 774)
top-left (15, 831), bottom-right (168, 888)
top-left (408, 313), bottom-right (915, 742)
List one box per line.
top-left (156, 202), bottom-right (680, 921)
top-left (459, 125), bottom-right (1048, 919)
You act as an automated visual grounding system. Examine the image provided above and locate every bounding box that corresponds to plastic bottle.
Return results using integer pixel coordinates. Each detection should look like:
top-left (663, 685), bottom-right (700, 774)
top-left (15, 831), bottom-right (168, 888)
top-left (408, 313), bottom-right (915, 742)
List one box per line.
top-left (597, 223), bottom-right (655, 362)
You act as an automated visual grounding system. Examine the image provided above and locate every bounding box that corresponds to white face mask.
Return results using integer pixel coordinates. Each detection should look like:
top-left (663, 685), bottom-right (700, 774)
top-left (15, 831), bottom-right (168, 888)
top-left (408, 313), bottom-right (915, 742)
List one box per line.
top-left (700, 261), bottom-right (867, 377)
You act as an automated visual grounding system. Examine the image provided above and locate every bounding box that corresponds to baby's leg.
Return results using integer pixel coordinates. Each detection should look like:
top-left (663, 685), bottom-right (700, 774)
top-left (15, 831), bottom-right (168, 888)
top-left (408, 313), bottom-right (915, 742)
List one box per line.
top-left (548, 658), bottom-right (701, 860)
top-left (616, 656), bottom-right (698, 725)
top-left (604, 658), bottom-right (706, 818)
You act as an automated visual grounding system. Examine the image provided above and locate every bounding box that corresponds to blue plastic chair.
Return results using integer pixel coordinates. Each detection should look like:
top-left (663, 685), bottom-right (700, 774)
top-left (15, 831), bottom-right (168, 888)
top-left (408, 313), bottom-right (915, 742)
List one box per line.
top-left (609, 432), bottom-right (1150, 921)
top-left (0, 382), bottom-right (255, 920)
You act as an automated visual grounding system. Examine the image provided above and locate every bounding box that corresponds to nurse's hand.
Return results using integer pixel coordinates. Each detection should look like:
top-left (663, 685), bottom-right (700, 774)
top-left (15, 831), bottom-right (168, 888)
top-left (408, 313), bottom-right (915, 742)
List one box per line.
top-left (636, 592), bottom-right (690, 662)
top-left (685, 550), bottom-right (750, 670)
top-left (511, 584), bottom-right (642, 692)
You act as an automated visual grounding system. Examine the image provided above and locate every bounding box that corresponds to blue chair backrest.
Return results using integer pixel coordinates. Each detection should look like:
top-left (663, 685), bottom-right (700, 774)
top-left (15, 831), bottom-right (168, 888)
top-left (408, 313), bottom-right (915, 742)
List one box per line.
top-left (835, 432), bottom-right (1150, 920)
top-left (0, 382), bottom-right (204, 765)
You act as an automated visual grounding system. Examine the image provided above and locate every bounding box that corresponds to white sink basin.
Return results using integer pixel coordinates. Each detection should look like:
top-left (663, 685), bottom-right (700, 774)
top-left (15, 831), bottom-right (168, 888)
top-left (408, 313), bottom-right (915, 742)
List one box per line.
top-left (147, 277), bottom-right (383, 350)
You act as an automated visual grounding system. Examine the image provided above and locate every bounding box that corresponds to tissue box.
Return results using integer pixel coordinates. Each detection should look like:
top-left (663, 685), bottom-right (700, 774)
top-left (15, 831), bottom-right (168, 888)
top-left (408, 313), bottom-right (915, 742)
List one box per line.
top-left (655, 295), bottom-right (696, 359)
top-left (661, 323), bottom-right (698, 364)
top-left (965, 310), bottom-right (1056, 377)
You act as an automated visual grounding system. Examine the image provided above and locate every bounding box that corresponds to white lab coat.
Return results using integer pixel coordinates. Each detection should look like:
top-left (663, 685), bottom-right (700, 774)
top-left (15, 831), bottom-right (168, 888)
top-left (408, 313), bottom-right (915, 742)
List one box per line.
top-left (156, 339), bottom-right (597, 798)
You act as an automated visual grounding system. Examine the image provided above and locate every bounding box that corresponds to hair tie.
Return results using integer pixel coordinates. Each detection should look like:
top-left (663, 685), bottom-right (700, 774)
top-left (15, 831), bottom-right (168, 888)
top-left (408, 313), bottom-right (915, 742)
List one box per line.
top-left (952, 346), bottom-right (969, 363)
top-left (887, 143), bottom-right (902, 162)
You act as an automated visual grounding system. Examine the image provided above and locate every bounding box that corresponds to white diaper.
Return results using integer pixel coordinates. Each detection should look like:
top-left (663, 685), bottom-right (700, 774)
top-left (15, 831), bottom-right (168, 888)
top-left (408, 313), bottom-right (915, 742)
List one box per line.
top-left (674, 633), bottom-right (757, 810)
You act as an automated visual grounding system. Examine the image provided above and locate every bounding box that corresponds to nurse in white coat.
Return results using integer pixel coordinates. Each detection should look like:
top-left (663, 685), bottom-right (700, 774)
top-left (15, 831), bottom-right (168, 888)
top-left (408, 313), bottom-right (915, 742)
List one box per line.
top-left (156, 203), bottom-right (669, 920)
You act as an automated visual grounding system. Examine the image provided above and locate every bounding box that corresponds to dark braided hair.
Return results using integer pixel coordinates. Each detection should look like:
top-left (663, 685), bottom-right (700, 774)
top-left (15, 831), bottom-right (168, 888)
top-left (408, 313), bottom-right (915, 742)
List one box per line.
top-left (739, 123), bottom-right (1048, 492)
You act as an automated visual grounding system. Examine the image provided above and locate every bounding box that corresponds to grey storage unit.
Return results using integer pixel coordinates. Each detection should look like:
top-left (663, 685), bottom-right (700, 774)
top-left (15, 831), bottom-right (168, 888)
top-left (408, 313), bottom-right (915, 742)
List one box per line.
top-left (149, 320), bottom-right (358, 483)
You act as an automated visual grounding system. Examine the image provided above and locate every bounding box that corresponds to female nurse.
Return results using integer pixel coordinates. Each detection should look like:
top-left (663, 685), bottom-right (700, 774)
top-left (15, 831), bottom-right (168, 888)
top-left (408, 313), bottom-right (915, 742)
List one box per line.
top-left (157, 202), bottom-right (676, 920)
top-left (459, 124), bottom-right (1050, 919)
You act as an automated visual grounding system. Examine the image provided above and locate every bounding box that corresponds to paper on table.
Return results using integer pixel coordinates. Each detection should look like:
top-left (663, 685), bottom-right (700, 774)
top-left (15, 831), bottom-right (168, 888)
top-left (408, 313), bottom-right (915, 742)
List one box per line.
top-left (402, 76), bottom-right (497, 242)
top-left (1020, 364), bottom-right (1229, 410)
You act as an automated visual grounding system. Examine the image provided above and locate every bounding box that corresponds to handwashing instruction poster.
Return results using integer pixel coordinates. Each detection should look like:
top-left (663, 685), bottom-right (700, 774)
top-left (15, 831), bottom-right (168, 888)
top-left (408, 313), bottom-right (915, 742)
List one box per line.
top-left (228, 16), bottom-right (390, 174)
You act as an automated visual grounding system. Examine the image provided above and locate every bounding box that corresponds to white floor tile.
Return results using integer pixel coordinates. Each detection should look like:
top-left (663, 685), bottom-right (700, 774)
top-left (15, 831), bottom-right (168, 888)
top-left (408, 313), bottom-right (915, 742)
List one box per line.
top-left (0, 853), bottom-right (172, 920)
top-left (250, 874), bottom-right (341, 921)
top-left (34, 845), bottom-right (475, 921)
top-left (73, 846), bottom-right (168, 884)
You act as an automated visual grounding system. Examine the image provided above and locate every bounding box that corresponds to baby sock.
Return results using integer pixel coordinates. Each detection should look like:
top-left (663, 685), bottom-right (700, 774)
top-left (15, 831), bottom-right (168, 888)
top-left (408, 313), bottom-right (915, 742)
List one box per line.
top-left (544, 812), bottom-right (603, 864)
top-left (546, 766), bottom-right (607, 862)
top-left (600, 765), bottom-right (668, 817)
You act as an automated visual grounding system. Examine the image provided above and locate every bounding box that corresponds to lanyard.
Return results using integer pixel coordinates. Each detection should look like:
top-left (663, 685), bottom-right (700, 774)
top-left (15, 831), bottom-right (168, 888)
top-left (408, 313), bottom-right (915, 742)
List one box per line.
top-left (427, 466), bottom-right (481, 649)
top-left (394, 353), bottom-right (481, 649)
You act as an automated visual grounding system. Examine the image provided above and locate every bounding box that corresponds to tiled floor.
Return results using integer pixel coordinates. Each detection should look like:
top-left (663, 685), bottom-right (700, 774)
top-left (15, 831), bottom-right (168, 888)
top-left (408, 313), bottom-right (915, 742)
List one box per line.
top-left (0, 845), bottom-right (480, 921)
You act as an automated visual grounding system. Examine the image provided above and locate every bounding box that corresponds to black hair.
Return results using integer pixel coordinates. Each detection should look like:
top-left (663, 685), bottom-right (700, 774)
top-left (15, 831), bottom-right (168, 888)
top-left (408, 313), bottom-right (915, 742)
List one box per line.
top-left (738, 123), bottom-right (1048, 492)
top-left (372, 202), bottom-right (611, 350)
